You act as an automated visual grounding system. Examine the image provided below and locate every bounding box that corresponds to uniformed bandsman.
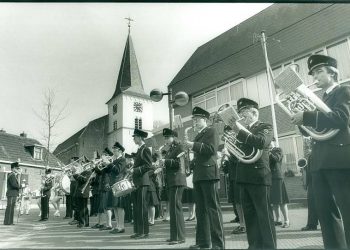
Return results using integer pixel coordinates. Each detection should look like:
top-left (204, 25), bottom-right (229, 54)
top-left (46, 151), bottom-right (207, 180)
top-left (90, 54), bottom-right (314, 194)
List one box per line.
top-left (184, 106), bottom-right (225, 250)
top-left (232, 98), bottom-right (276, 249)
top-left (4, 162), bottom-right (21, 225)
top-left (158, 128), bottom-right (186, 245)
top-left (39, 168), bottom-right (54, 222)
top-left (291, 54), bottom-right (350, 248)
top-left (73, 161), bottom-right (92, 228)
top-left (128, 128), bottom-right (153, 239)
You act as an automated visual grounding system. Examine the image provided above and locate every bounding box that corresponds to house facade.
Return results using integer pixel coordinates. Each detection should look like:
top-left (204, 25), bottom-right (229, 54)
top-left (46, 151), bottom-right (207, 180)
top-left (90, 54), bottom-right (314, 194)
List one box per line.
top-left (0, 130), bottom-right (63, 204)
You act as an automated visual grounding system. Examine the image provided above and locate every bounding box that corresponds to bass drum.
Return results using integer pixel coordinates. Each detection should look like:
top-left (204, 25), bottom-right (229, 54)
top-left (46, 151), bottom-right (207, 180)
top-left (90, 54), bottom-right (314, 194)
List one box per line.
top-left (186, 174), bottom-right (193, 189)
top-left (59, 174), bottom-right (70, 195)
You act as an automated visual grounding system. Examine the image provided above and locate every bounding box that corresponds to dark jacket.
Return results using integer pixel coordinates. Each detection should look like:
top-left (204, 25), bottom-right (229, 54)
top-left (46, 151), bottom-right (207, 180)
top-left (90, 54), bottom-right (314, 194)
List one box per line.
top-left (164, 141), bottom-right (186, 187)
top-left (269, 147), bottom-right (283, 180)
top-left (192, 126), bottom-right (219, 183)
top-left (132, 144), bottom-right (153, 187)
top-left (6, 172), bottom-right (20, 197)
top-left (236, 121), bottom-right (273, 186)
top-left (303, 85), bottom-right (350, 171)
top-left (42, 175), bottom-right (54, 197)
top-left (95, 166), bottom-right (110, 192)
top-left (73, 169), bottom-right (92, 198)
top-left (107, 157), bottom-right (127, 186)
top-left (222, 154), bottom-right (238, 182)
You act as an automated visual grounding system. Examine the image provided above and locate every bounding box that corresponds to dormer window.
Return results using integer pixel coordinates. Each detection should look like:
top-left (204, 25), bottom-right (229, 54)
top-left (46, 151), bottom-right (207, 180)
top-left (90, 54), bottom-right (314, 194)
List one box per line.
top-left (113, 104), bottom-right (118, 114)
top-left (33, 147), bottom-right (43, 160)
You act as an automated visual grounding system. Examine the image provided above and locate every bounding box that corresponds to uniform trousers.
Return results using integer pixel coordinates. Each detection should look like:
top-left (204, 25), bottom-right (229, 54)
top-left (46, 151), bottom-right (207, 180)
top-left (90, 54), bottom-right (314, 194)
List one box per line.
top-left (41, 195), bottom-right (50, 220)
top-left (240, 184), bottom-right (276, 249)
top-left (76, 197), bottom-right (89, 226)
top-left (306, 181), bottom-right (318, 228)
top-left (193, 180), bottom-right (225, 248)
top-left (312, 170), bottom-right (350, 249)
top-left (65, 195), bottom-right (73, 218)
top-left (169, 186), bottom-right (185, 241)
top-left (4, 196), bottom-right (17, 225)
top-left (133, 186), bottom-right (149, 235)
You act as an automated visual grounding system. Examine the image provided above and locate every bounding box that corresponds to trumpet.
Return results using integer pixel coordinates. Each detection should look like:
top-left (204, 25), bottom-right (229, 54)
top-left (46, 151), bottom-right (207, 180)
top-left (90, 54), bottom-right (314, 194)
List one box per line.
top-left (92, 155), bottom-right (114, 171)
top-left (217, 104), bottom-right (262, 164)
top-left (274, 64), bottom-right (339, 141)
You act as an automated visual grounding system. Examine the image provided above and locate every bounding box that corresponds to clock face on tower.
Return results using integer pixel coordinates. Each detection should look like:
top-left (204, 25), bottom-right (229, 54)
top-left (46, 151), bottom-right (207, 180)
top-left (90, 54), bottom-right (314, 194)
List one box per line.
top-left (133, 102), bottom-right (143, 112)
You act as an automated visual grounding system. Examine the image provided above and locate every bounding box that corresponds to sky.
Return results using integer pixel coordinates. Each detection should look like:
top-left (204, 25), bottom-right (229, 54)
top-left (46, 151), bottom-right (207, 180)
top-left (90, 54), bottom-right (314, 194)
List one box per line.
top-left (0, 3), bottom-right (272, 150)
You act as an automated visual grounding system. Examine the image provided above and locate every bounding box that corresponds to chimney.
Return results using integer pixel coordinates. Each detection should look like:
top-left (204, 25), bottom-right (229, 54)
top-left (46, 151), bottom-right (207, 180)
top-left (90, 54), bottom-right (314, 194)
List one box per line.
top-left (20, 132), bottom-right (27, 138)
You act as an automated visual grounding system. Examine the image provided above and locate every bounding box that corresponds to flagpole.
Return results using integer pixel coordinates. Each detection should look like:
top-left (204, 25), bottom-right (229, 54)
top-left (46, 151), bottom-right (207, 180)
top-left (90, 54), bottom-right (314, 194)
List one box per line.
top-left (261, 31), bottom-right (279, 147)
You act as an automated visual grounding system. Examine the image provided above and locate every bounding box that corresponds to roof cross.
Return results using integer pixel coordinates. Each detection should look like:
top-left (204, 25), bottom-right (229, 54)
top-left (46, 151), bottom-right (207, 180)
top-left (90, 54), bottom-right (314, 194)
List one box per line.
top-left (124, 17), bottom-right (134, 34)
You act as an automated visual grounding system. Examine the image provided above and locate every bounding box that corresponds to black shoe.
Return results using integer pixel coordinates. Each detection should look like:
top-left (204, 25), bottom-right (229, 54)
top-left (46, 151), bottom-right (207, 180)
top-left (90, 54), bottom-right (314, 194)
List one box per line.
top-left (274, 221), bottom-right (283, 226)
top-left (149, 222), bottom-right (154, 226)
top-left (189, 245), bottom-right (209, 249)
top-left (100, 226), bottom-right (112, 231)
top-left (231, 226), bottom-right (246, 234)
top-left (135, 234), bottom-right (149, 239)
top-left (69, 220), bottom-right (78, 225)
top-left (117, 229), bottom-right (125, 233)
top-left (109, 228), bottom-right (119, 234)
top-left (38, 218), bottom-right (48, 222)
top-left (91, 224), bottom-right (100, 229)
top-left (301, 225), bottom-right (317, 231)
top-left (77, 224), bottom-right (83, 228)
top-left (130, 233), bottom-right (141, 238)
top-left (169, 240), bottom-right (185, 245)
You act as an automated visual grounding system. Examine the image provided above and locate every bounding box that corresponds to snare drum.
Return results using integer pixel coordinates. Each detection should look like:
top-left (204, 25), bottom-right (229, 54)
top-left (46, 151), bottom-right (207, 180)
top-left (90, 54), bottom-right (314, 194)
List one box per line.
top-left (111, 179), bottom-right (136, 198)
top-left (59, 174), bottom-right (71, 195)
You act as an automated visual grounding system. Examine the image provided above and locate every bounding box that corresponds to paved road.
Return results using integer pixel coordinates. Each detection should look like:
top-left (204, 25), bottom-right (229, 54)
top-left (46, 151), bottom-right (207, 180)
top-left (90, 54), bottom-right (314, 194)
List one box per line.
top-left (0, 206), bottom-right (323, 249)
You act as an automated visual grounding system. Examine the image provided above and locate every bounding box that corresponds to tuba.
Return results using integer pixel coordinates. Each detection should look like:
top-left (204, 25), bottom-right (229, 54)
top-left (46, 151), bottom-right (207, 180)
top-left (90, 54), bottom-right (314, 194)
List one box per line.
top-left (297, 157), bottom-right (308, 169)
top-left (217, 104), bottom-right (263, 164)
top-left (274, 64), bottom-right (339, 141)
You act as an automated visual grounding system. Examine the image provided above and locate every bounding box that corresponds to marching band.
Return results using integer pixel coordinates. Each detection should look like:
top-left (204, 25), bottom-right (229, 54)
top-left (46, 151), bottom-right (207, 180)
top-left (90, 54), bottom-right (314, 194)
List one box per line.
top-left (3, 54), bottom-right (350, 250)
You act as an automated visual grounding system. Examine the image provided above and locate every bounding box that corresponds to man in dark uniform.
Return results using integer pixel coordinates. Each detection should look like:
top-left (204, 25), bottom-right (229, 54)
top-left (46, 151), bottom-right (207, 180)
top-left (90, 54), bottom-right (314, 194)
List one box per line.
top-left (73, 162), bottom-right (92, 228)
top-left (231, 98), bottom-right (276, 249)
top-left (158, 128), bottom-right (186, 245)
top-left (291, 54), bottom-right (350, 248)
top-left (68, 157), bottom-right (79, 225)
top-left (184, 107), bottom-right (225, 249)
top-left (4, 162), bottom-right (21, 225)
top-left (128, 128), bottom-right (153, 239)
top-left (39, 168), bottom-right (54, 221)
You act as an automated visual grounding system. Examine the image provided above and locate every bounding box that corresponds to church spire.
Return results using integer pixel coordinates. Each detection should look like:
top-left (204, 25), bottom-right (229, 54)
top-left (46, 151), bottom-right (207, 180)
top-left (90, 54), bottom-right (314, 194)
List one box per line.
top-left (107, 19), bottom-right (149, 103)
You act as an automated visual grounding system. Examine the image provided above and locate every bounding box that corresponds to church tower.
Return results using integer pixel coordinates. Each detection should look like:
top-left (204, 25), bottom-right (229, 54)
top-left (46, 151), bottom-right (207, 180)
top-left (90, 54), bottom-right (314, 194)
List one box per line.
top-left (106, 21), bottom-right (153, 153)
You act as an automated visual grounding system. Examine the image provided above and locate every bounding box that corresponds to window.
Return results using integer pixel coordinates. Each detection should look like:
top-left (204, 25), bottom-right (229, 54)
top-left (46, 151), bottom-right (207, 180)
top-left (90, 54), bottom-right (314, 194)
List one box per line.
top-left (217, 86), bottom-right (230, 106)
top-left (294, 55), bottom-right (313, 86)
top-left (113, 121), bottom-right (118, 131)
top-left (33, 147), bottom-right (43, 160)
top-left (230, 81), bottom-right (244, 102)
top-left (327, 40), bottom-right (350, 81)
top-left (134, 118), bottom-right (142, 129)
top-left (113, 104), bottom-right (118, 115)
top-left (205, 91), bottom-right (217, 109)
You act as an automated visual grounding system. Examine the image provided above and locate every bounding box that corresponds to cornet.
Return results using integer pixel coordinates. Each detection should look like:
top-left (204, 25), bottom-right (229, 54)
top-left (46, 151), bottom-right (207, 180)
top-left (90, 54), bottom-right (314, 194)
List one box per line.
top-left (297, 158), bottom-right (307, 169)
top-left (217, 104), bottom-right (262, 164)
top-left (274, 65), bottom-right (339, 141)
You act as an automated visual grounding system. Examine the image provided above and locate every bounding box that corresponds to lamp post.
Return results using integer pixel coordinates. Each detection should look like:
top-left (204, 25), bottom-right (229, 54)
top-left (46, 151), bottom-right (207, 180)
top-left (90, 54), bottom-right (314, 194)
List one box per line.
top-left (150, 88), bottom-right (189, 129)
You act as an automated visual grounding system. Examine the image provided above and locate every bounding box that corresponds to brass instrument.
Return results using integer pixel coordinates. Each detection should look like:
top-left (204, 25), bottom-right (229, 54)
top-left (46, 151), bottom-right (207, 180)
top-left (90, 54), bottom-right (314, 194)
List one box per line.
top-left (274, 64), bottom-right (339, 141)
top-left (297, 157), bottom-right (307, 169)
top-left (40, 175), bottom-right (54, 197)
top-left (182, 127), bottom-right (193, 176)
top-left (217, 104), bottom-right (263, 164)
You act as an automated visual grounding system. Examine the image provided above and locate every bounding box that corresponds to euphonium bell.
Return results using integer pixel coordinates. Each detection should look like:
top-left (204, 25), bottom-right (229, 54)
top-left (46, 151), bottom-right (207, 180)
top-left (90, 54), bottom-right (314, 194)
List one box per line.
top-left (274, 64), bottom-right (339, 141)
top-left (217, 104), bottom-right (262, 164)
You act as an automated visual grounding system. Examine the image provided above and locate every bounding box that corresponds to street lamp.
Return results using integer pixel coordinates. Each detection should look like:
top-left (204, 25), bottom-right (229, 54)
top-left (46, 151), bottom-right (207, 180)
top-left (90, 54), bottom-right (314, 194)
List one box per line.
top-left (150, 88), bottom-right (189, 129)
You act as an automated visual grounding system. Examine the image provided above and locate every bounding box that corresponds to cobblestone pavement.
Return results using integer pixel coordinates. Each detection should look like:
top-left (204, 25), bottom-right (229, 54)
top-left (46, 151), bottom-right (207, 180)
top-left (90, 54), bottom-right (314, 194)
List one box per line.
top-left (0, 206), bottom-right (323, 249)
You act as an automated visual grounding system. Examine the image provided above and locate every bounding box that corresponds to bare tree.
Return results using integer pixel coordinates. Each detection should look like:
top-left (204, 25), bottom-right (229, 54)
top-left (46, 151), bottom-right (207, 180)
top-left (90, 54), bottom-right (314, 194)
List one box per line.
top-left (34, 88), bottom-right (69, 164)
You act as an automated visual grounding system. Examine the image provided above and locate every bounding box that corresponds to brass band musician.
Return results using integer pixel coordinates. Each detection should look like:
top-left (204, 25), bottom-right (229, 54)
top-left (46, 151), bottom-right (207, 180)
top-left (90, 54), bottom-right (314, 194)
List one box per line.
top-left (158, 128), bottom-right (186, 245)
top-left (39, 168), bottom-right (54, 222)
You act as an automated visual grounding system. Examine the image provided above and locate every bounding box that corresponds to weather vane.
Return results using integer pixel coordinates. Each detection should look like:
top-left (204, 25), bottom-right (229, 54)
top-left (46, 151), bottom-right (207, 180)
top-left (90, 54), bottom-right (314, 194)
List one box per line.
top-left (124, 17), bottom-right (134, 34)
